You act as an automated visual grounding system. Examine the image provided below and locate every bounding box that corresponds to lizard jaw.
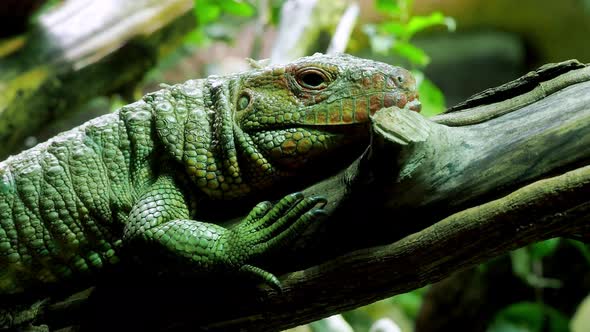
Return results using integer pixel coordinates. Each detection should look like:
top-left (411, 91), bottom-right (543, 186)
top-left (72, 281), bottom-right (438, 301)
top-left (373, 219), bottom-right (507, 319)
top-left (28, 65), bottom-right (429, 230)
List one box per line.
top-left (295, 90), bottom-right (421, 127)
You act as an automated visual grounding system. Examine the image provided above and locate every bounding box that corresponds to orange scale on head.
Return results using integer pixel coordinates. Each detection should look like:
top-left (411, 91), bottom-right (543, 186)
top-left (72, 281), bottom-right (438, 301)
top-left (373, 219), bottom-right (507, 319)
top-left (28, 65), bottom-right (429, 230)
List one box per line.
top-left (369, 95), bottom-right (383, 115)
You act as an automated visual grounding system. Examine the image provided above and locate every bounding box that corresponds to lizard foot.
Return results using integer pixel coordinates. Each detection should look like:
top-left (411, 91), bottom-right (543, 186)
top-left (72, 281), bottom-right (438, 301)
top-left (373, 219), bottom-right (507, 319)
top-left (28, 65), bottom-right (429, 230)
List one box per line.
top-left (226, 192), bottom-right (327, 290)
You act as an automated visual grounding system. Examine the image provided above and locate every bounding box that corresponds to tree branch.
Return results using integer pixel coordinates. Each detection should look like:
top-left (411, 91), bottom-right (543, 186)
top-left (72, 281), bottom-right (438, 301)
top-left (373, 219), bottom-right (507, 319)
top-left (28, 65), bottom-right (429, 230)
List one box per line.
top-left (193, 165), bottom-right (590, 331)
top-left (39, 62), bottom-right (590, 331)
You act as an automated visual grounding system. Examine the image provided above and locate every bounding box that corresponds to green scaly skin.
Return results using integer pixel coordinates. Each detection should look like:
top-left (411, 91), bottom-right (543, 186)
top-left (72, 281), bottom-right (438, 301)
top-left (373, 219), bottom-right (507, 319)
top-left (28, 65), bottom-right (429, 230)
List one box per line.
top-left (0, 54), bottom-right (419, 326)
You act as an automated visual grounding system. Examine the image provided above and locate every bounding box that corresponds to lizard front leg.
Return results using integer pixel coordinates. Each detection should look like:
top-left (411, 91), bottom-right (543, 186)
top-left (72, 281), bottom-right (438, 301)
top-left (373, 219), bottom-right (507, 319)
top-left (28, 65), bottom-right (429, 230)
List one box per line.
top-left (123, 174), bottom-right (326, 289)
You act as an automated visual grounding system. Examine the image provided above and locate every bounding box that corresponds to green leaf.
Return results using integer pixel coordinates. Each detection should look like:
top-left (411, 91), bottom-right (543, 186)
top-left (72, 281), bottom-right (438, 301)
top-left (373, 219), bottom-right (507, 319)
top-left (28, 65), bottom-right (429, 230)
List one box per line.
top-left (194, 2), bottom-right (221, 25)
top-left (377, 21), bottom-right (408, 37)
top-left (529, 238), bottom-right (560, 260)
top-left (544, 306), bottom-right (571, 332)
top-left (510, 247), bottom-right (562, 289)
top-left (406, 12), bottom-right (454, 39)
top-left (389, 289), bottom-right (424, 319)
top-left (487, 321), bottom-right (531, 332)
top-left (109, 95), bottom-right (127, 113)
top-left (488, 302), bottom-right (569, 332)
top-left (491, 302), bottom-right (545, 332)
top-left (269, 0), bottom-right (286, 26)
top-left (219, 0), bottom-right (255, 17)
top-left (413, 73), bottom-right (445, 117)
top-left (510, 247), bottom-right (531, 278)
top-left (184, 28), bottom-right (208, 45)
top-left (392, 41), bottom-right (430, 66)
top-left (375, 0), bottom-right (400, 15)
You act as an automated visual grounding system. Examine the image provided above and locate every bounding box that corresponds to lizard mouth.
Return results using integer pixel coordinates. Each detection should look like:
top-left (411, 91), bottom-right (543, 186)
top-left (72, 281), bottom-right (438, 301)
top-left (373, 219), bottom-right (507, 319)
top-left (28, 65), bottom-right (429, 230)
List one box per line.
top-left (296, 90), bottom-right (421, 127)
top-left (405, 95), bottom-right (422, 112)
top-left (240, 91), bottom-right (420, 134)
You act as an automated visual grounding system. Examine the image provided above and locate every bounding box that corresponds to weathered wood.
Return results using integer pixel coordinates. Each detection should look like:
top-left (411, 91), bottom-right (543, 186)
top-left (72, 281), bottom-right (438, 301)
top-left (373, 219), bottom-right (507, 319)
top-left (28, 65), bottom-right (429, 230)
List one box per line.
top-left (0, 0), bottom-right (194, 159)
top-left (377, 77), bottom-right (590, 214)
top-left (444, 59), bottom-right (585, 114)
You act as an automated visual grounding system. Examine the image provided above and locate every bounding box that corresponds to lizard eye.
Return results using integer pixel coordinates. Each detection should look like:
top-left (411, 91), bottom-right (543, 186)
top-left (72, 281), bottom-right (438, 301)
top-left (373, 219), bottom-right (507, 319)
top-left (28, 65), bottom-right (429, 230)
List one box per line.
top-left (296, 69), bottom-right (329, 90)
top-left (237, 92), bottom-right (251, 111)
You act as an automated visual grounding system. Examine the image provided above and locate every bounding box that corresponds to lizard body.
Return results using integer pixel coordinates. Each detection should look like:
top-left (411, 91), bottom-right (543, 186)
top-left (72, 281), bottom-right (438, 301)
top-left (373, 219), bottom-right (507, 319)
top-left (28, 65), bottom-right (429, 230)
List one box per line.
top-left (0, 53), bottom-right (419, 329)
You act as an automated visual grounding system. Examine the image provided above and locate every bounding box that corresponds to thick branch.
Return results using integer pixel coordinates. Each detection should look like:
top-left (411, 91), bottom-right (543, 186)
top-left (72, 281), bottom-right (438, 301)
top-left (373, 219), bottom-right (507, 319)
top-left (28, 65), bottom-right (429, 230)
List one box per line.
top-left (374, 71), bottom-right (590, 215)
top-left (193, 165), bottom-right (590, 331)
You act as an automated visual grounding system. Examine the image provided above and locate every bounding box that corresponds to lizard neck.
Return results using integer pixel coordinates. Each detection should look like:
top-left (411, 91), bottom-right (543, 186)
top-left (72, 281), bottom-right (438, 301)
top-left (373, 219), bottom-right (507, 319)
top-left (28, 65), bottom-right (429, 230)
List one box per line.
top-left (149, 78), bottom-right (279, 200)
top-left (202, 78), bottom-right (293, 199)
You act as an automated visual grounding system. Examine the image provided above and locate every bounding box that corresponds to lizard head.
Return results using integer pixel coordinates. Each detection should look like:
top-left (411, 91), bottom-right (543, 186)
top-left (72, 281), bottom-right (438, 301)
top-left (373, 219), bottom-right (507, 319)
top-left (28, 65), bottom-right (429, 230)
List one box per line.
top-left (151, 53), bottom-right (420, 200)
top-left (232, 53), bottom-right (420, 174)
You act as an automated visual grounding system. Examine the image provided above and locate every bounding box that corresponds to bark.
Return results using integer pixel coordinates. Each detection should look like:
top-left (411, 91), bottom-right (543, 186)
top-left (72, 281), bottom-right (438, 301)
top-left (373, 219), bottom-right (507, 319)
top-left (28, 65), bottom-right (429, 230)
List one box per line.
top-left (0, 0), bottom-right (194, 159)
top-left (35, 62), bottom-right (590, 331)
top-left (188, 61), bottom-right (590, 331)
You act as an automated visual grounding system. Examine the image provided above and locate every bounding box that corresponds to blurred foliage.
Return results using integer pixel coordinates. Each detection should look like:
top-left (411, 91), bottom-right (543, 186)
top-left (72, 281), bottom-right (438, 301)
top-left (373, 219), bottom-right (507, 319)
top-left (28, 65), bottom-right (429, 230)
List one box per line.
top-left (410, 71), bottom-right (445, 118)
top-left (188, 0), bottom-right (450, 116)
top-left (187, 0), bottom-right (285, 46)
top-left (187, 0), bottom-right (256, 45)
top-left (32, 0), bottom-right (62, 19)
top-left (571, 294), bottom-right (590, 332)
top-left (510, 239), bottom-right (562, 289)
top-left (567, 239), bottom-right (590, 265)
top-left (488, 302), bottom-right (569, 332)
top-left (363, 0), bottom-right (455, 116)
top-left (494, 239), bottom-right (590, 332)
top-left (332, 288), bottom-right (426, 332)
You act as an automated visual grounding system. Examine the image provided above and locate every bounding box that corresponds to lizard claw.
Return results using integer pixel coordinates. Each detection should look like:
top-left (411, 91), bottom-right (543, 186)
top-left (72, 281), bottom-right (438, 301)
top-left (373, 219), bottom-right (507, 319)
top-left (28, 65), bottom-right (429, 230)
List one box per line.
top-left (222, 192), bottom-right (328, 288)
top-left (239, 264), bottom-right (282, 292)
